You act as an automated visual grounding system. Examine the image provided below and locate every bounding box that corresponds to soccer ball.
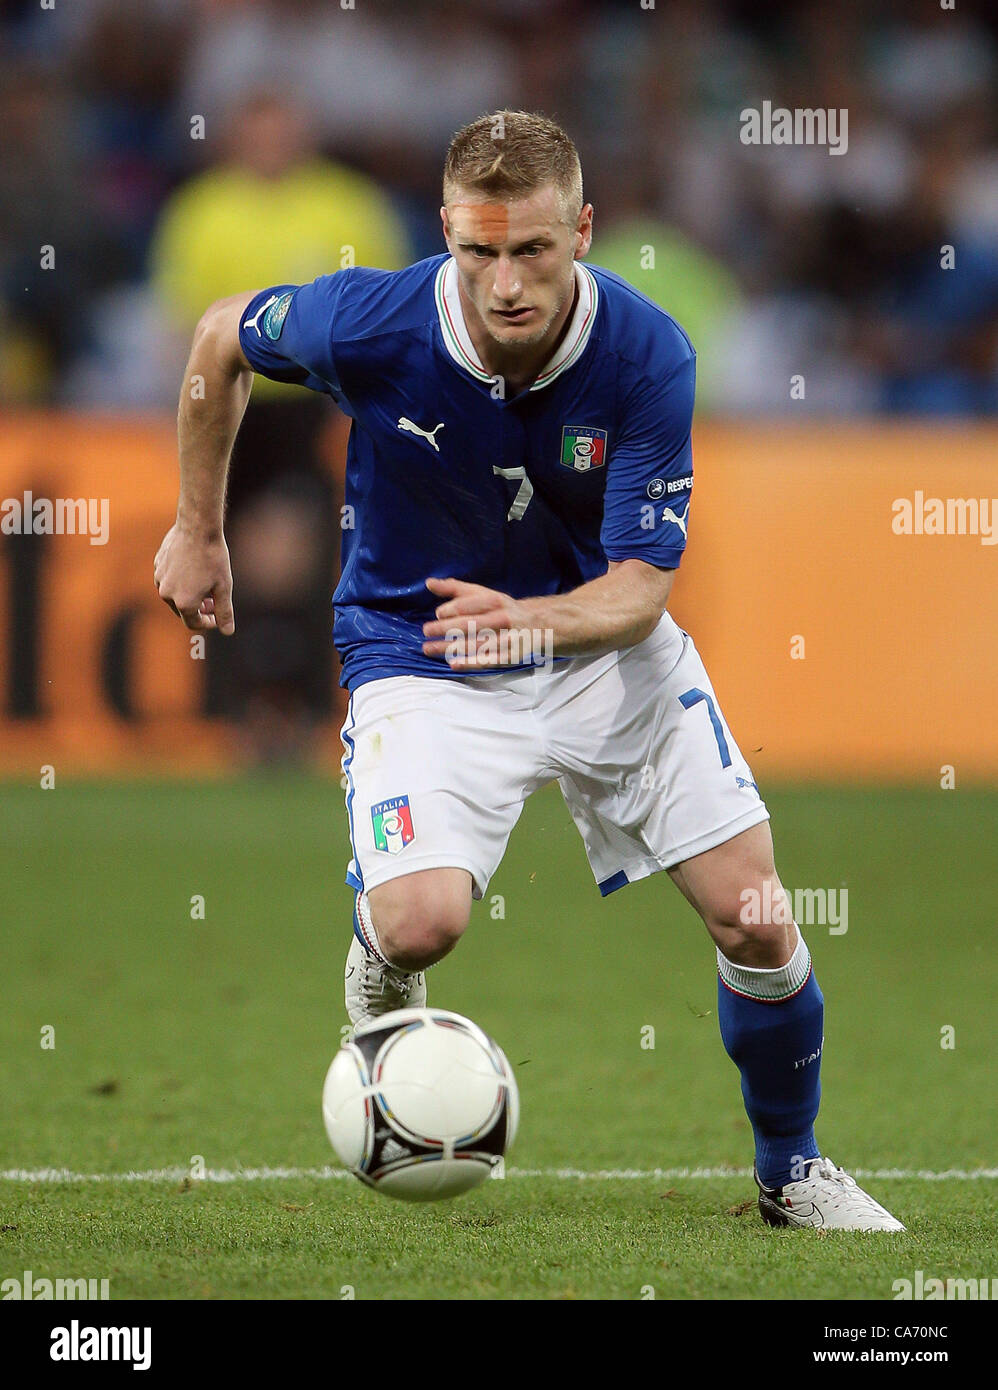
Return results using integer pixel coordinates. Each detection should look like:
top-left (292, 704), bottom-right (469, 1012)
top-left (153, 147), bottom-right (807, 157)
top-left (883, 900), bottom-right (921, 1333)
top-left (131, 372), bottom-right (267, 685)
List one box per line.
top-left (322, 1008), bottom-right (519, 1201)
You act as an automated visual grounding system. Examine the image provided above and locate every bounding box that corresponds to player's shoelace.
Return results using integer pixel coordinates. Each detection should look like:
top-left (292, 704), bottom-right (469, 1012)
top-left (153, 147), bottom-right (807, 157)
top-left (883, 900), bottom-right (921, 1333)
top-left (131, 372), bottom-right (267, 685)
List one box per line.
top-left (805, 1157), bottom-right (885, 1213)
top-left (811, 1157), bottom-right (850, 1185)
top-left (358, 952), bottom-right (419, 1008)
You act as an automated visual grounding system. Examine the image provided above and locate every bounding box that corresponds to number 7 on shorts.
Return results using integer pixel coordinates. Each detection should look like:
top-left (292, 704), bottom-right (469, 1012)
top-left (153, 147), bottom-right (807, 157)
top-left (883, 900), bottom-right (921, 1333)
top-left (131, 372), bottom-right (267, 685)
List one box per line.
top-left (679, 687), bottom-right (732, 769)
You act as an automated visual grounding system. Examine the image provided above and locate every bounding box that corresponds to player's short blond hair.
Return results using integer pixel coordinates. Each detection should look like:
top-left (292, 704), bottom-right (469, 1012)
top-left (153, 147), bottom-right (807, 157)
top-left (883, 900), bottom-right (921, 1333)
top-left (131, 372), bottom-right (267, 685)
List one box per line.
top-left (443, 111), bottom-right (584, 223)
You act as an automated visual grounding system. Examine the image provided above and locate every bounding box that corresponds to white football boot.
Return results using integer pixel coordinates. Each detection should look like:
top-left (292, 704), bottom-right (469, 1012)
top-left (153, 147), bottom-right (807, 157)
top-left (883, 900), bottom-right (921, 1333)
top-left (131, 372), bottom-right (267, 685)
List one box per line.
top-left (755, 1157), bottom-right (905, 1231)
top-left (344, 892), bottom-right (425, 1030)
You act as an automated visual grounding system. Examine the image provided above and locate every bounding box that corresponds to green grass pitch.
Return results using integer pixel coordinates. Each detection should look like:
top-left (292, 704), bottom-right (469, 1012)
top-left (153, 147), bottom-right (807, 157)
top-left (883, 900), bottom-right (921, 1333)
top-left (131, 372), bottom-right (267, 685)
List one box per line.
top-left (2, 779), bottom-right (995, 1300)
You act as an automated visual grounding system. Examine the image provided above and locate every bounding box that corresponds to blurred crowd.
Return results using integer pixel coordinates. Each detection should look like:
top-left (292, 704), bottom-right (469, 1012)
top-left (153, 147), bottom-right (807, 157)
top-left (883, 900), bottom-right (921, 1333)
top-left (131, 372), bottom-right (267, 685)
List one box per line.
top-left (2, 0), bottom-right (998, 416)
top-left (1, 0), bottom-right (998, 414)
top-left (2, 0), bottom-right (996, 761)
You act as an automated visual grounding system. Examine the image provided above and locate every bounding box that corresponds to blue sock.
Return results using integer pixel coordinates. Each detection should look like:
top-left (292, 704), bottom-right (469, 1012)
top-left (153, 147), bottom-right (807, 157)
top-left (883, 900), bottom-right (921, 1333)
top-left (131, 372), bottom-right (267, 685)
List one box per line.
top-left (716, 929), bottom-right (823, 1189)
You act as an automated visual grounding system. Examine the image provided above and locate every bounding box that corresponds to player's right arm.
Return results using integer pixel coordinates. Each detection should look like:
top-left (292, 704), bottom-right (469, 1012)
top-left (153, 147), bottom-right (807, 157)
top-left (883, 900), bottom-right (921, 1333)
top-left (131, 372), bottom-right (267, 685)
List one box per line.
top-left (154, 291), bottom-right (256, 634)
top-left (156, 273), bottom-right (348, 631)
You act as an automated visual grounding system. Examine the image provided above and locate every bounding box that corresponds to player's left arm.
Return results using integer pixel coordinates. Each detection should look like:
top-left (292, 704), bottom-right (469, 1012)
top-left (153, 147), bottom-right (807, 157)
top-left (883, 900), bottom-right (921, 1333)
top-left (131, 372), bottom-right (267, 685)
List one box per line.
top-left (421, 561), bottom-right (674, 665)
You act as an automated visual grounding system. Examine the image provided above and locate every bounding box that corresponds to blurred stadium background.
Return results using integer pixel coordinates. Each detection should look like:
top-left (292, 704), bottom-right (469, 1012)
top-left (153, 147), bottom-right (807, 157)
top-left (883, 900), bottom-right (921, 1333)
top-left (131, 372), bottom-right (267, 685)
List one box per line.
top-left (1, 0), bottom-right (996, 778)
top-left (2, 0), bottom-right (996, 1303)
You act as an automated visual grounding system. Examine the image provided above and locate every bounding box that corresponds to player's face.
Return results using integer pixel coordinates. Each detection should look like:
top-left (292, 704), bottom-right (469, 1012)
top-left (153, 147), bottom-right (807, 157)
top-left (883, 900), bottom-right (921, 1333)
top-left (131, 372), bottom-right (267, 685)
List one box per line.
top-left (442, 184), bottom-right (593, 351)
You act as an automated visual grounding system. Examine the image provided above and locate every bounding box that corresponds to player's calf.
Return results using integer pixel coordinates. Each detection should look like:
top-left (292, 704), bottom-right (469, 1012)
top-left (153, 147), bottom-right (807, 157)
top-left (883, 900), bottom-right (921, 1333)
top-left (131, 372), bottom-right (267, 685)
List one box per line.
top-left (670, 826), bottom-right (824, 1196)
top-left (670, 824), bottom-right (794, 967)
top-left (706, 874), bottom-right (797, 969)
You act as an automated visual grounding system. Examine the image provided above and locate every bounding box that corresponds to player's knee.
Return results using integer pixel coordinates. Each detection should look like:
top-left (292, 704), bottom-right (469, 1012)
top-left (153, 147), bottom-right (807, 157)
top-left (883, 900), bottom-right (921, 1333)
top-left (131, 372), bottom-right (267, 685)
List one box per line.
top-left (710, 875), bottom-right (797, 968)
top-left (368, 871), bottom-right (471, 971)
top-left (376, 907), bottom-right (467, 970)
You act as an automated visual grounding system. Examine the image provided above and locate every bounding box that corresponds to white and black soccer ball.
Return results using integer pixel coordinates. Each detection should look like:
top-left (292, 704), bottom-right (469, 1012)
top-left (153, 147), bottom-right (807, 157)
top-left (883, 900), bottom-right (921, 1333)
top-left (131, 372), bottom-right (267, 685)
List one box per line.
top-left (322, 1008), bottom-right (519, 1201)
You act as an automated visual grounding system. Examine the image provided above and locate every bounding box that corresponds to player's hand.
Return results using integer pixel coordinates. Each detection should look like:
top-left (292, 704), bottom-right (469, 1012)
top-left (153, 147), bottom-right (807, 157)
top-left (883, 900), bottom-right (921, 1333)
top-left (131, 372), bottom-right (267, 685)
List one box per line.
top-left (422, 576), bottom-right (536, 669)
top-left (154, 522), bottom-right (235, 634)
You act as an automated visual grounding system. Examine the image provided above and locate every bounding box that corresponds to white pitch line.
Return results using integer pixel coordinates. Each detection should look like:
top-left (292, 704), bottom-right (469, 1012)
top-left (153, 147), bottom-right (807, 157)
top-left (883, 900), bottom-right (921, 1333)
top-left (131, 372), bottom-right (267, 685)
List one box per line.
top-left (1, 1165), bottom-right (995, 1184)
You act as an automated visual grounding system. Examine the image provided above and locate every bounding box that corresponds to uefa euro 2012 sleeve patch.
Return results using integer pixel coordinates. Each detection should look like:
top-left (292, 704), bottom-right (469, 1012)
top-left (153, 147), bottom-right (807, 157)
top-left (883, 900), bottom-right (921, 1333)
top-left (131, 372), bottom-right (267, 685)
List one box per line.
top-left (262, 290), bottom-right (294, 341)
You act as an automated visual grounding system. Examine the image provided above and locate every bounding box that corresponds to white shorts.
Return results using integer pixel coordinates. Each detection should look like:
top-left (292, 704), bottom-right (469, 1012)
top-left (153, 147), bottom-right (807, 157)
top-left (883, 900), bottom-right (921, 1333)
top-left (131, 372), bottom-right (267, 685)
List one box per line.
top-left (340, 613), bottom-right (769, 901)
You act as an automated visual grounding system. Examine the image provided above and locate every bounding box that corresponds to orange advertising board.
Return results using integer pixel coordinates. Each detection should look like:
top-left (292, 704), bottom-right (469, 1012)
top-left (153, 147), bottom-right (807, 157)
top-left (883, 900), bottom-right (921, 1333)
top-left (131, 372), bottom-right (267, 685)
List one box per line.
top-left (672, 422), bottom-right (998, 783)
top-left (0, 415), bottom-right (229, 774)
top-left (0, 414), bottom-right (996, 781)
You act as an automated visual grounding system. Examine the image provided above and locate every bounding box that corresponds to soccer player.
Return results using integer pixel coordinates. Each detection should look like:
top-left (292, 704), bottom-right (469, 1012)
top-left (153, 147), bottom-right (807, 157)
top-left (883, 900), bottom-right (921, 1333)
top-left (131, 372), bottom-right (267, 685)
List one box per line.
top-left (155, 111), bottom-right (903, 1232)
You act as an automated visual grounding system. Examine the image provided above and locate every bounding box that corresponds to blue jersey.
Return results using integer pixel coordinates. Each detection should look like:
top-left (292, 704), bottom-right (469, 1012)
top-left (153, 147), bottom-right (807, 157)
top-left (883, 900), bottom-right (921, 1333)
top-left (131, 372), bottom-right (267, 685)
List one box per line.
top-left (238, 254), bottom-right (695, 690)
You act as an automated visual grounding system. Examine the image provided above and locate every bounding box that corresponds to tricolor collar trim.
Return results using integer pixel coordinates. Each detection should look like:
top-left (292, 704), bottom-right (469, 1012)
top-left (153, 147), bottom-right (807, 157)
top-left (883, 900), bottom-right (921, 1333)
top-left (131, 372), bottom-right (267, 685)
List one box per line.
top-left (434, 257), bottom-right (599, 392)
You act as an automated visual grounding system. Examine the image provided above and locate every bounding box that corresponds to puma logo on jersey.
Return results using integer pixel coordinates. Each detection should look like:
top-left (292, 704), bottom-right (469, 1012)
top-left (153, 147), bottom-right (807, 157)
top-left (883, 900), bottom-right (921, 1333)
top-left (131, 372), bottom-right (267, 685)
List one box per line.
top-left (661, 502), bottom-right (690, 539)
top-left (397, 418), bottom-right (445, 451)
top-left (243, 294), bottom-right (279, 336)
